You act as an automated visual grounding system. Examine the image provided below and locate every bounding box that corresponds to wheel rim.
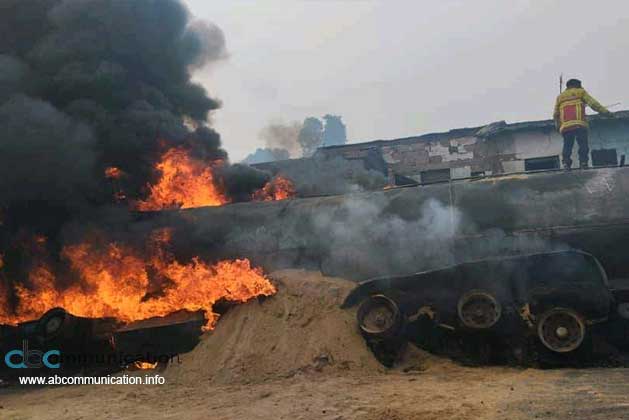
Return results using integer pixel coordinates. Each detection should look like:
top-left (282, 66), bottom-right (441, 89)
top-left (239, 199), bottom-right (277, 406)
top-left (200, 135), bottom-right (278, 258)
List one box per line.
top-left (357, 295), bottom-right (401, 336)
top-left (537, 308), bottom-right (585, 353)
top-left (45, 315), bottom-right (64, 335)
top-left (457, 290), bottom-right (501, 329)
top-left (38, 307), bottom-right (68, 340)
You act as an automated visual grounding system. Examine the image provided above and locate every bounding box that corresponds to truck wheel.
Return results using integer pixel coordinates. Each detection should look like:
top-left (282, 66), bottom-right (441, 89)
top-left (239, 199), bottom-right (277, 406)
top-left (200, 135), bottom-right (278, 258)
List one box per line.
top-left (457, 290), bottom-right (501, 329)
top-left (356, 294), bottom-right (402, 338)
top-left (38, 307), bottom-right (75, 341)
top-left (537, 308), bottom-right (585, 353)
top-left (37, 308), bottom-right (87, 342)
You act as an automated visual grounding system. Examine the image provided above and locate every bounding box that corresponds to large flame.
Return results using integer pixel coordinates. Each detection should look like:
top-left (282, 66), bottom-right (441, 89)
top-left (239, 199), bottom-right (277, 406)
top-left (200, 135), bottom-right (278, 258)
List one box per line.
top-left (252, 175), bottom-right (296, 202)
top-left (132, 146), bottom-right (296, 211)
top-left (0, 230), bottom-right (275, 330)
top-left (135, 147), bottom-right (229, 211)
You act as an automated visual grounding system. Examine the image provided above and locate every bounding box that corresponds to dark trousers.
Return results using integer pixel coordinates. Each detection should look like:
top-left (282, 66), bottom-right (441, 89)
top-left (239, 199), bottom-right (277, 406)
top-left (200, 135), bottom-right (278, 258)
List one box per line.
top-left (562, 127), bottom-right (589, 168)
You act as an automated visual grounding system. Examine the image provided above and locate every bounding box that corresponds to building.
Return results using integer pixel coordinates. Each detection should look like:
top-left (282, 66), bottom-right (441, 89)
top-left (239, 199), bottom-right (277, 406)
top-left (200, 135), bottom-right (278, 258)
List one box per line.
top-left (255, 111), bottom-right (629, 194)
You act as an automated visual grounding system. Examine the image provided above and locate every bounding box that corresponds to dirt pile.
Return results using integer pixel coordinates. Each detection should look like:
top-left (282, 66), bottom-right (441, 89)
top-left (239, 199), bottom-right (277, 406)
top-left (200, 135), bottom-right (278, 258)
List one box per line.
top-left (166, 269), bottom-right (385, 384)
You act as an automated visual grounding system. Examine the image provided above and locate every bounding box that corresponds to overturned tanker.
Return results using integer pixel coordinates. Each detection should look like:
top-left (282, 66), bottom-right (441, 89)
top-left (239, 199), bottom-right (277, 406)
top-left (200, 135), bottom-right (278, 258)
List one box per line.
top-left (182, 166), bottom-right (629, 282)
top-left (179, 166), bottom-right (629, 365)
top-left (343, 250), bottom-right (629, 365)
top-left (0, 308), bottom-right (205, 378)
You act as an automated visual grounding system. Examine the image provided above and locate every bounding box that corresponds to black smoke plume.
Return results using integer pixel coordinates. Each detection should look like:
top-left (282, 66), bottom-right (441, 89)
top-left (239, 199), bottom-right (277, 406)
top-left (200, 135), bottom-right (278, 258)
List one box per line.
top-left (0, 0), bottom-right (271, 308)
top-left (0, 0), bottom-right (271, 209)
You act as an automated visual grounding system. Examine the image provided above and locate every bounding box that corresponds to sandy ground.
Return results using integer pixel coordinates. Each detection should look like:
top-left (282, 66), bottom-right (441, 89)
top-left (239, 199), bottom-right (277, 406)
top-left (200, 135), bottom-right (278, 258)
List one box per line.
top-left (2, 270), bottom-right (629, 420)
top-left (3, 366), bottom-right (629, 420)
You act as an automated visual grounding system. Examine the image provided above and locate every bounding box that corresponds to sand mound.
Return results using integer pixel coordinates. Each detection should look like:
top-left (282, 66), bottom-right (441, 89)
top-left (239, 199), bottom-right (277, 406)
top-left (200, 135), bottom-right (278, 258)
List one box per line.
top-left (167, 269), bottom-right (385, 384)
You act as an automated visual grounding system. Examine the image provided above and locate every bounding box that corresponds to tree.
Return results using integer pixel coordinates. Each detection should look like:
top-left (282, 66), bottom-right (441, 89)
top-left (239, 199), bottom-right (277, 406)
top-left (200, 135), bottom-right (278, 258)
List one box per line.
top-left (322, 114), bottom-right (347, 147)
top-left (298, 117), bottom-right (323, 157)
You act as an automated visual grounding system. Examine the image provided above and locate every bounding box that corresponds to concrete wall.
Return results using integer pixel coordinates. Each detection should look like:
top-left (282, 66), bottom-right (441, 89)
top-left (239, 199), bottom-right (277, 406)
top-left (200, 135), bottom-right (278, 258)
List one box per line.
top-left (589, 120), bottom-right (629, 163)
top-left (489, 120), bottom-right (629, 172)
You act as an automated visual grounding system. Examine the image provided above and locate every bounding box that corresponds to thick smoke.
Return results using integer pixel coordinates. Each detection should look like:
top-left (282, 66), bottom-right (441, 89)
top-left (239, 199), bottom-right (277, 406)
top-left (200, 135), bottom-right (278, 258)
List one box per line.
top-left (0, 0), bottom-right (276, 299)
top-left (311, 198), bottom-right (569, 279)
top-left (193, 191), bottom-right (571, 281)
top-left (243, 115), bottom-right (349, 164)
top-left (0, 94), bottom-right (97, 205)
top-left (257, 155), bottom-right (387, 196)
top-left (242, 121), bottom-right (302, 164)
top-left (259, 121), bottom-right (303, 158)
top-left (0, 0), bottom-right (262, 208)
top-left (312, 197), bottom-right (462, 278)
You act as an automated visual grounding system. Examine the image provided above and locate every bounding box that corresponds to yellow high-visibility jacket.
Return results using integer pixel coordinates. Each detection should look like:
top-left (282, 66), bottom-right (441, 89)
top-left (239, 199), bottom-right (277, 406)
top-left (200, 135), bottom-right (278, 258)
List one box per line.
top-left (553, 87), bottom-right (610, 133)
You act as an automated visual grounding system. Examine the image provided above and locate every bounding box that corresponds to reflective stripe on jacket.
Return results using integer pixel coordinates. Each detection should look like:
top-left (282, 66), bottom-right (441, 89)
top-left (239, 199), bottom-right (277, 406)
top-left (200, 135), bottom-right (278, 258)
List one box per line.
top-left (553, 87), bottom-right (610, 134)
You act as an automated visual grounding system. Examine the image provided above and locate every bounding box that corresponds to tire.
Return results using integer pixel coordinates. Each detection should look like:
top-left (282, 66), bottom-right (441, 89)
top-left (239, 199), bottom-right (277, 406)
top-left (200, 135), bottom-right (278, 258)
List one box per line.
top-left (536, 308), bottom-right (585, 353)
top-left (356, 294), bottom-right (402, 339)
top-left (37, 307), bottom-right (78, 342)
top-left (457, 290), bottom-right (501, 329)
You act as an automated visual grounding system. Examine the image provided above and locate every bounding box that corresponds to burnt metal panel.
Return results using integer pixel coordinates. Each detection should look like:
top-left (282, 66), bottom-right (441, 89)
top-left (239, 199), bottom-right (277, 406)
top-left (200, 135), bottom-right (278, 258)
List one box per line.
top-left (179, 167), bottom-right (629, 281)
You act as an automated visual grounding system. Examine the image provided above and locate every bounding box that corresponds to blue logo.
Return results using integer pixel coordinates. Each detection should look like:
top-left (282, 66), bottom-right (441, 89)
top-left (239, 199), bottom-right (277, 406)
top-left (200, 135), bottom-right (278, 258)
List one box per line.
top-left (4, 340), bottom-right (60, 369)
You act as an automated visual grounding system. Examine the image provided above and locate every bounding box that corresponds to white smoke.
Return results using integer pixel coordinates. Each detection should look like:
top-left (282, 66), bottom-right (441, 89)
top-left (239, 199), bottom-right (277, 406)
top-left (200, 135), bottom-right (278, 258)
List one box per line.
top-left (311, 197), bottom-right (463, 279)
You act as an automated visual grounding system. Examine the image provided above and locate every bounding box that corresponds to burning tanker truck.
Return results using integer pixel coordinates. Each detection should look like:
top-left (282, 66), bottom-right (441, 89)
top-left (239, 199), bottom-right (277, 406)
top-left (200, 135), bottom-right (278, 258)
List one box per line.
top-left (4, 162), bottom-right (629, 374)
top-left (0, 0), bottom-right (288, 378)
top-left (176, 165), bottom-right (629, 366)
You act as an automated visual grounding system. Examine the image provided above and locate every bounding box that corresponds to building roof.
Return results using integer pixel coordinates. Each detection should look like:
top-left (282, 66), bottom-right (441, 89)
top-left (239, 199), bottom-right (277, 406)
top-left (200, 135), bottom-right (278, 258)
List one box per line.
top-left (319, 110), bottom-right (629, 152)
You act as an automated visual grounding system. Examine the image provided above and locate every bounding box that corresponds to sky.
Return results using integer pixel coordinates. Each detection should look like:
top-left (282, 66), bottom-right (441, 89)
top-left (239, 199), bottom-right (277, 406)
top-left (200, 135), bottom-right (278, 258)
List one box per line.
top-left (183, 0), bottom-right (629, 161)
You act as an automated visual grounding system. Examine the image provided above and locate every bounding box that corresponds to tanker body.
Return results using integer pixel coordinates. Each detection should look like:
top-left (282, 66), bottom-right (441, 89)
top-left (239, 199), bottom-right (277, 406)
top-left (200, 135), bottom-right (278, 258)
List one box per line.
top-left (181, 166), bottom-right (629, 363)
top-left (183, 166), bottom-right (629, 283)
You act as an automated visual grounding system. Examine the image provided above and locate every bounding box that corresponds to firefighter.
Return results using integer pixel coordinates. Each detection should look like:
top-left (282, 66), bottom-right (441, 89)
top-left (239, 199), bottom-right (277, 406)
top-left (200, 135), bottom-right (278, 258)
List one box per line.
top-left (553, 79), bottom-right (613, 169)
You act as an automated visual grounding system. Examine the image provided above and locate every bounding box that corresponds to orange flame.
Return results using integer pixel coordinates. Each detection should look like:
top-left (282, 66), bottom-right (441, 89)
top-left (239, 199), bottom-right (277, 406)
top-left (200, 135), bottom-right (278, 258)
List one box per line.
top-left (105, 166), bottom-right (124, 179)
top-left (135, 147), bottom-right (229, 211)
top-left (105, 166), bottom-right (127, 202)
top-left (133, 361), bottom-right (158, 370)
top-left (0, 230), bottom-right (275, 330)
top-left (252, 175), bottom-right (296, 202)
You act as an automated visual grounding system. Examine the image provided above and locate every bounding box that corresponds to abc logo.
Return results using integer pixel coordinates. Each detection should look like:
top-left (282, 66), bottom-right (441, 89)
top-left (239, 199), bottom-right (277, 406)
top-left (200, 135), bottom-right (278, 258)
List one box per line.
top-left (4, 340), bottom-right (60, 369)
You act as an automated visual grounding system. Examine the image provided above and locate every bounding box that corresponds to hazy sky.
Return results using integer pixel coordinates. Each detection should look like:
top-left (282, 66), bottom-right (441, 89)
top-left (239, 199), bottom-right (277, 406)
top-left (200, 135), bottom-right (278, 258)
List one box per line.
top-left (184, 0), bottom-right (629, 161)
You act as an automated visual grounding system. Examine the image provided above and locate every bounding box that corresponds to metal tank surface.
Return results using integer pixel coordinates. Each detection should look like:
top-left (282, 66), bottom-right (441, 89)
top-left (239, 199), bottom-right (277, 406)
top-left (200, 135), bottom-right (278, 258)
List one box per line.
top-left (182, 166), bottom-right (629, 282)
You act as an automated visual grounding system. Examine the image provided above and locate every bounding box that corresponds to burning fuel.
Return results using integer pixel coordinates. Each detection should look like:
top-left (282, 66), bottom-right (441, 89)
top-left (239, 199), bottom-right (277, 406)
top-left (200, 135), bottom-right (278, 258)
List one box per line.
top-left (133, 146), bottom-right (296, 211)
top-left (252, 175), bottom-right (297, 202)
top-left (0, 0), bottom-right (291, 368)
top-left (0, 229), bottom-right (276, 331)
top-left (133, 361), bottom-right (159, 370)
top-left (134, 146), bottom-right (230, 211)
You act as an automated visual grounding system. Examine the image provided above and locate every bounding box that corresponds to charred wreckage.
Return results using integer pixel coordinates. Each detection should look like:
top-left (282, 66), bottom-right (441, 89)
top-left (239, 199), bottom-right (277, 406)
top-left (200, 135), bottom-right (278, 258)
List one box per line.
top-left (176, 165), bottom-right (629, 367)
top-left (335, 168), bottom-right (629, 367)
top-left (5, 166), bottom-right (629, 375)
top-left (344, 250), bottom-right (629, 366)
top-left (3, 0), bottom-right (629, 382)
